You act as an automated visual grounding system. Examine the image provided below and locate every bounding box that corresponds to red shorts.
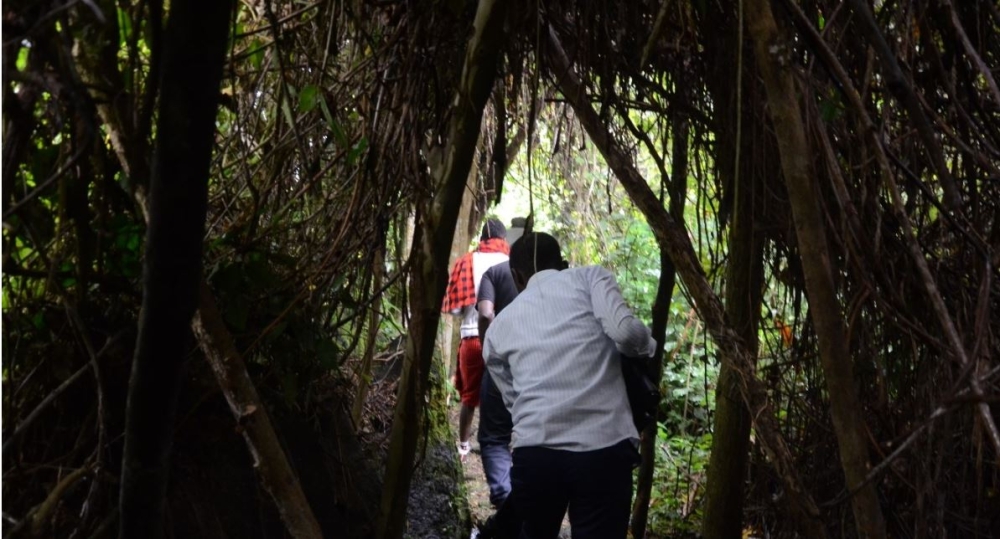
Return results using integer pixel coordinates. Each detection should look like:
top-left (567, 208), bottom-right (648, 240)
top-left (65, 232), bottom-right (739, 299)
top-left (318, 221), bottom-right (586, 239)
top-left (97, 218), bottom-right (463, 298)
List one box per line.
top-left (458, 337), bottom-right (484, 407)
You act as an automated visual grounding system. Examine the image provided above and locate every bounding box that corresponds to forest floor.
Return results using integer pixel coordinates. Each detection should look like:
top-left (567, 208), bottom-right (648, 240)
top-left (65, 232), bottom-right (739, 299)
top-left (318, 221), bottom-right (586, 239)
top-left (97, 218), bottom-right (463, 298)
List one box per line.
top-left (445, 400), bottom-right (571, 539)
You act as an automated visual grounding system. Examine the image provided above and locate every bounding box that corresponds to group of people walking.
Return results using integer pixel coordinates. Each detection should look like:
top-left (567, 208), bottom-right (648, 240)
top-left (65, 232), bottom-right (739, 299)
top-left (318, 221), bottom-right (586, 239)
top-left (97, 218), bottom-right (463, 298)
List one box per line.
top-left (443, 218), bottom-right (657, 539)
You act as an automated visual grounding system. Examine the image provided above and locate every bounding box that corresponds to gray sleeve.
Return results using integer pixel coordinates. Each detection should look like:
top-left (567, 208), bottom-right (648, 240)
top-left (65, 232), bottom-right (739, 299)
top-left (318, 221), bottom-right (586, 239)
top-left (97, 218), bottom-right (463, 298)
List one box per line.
top-left (587, 267), bottom-right (657, 357)
top-left (483, 326), bottom-right (517, 409)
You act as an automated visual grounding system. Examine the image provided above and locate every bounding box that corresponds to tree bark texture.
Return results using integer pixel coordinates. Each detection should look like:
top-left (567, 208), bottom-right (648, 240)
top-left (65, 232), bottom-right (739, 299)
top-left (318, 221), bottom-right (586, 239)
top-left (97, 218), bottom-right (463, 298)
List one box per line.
top-left (545, 24), bottom-right (830, 539)
top-left (377, 1), bottom-right (506, 537)
top-left (743, 1), bottom-right (887, 537)
top-left (191, 282), bottom-right (323, 539)
top-left (118, 0), bottom-right (233, 536)
top-left (699, 3), bottom-right (769, 535)
top-left (701, 155), bottom-right (763, 539)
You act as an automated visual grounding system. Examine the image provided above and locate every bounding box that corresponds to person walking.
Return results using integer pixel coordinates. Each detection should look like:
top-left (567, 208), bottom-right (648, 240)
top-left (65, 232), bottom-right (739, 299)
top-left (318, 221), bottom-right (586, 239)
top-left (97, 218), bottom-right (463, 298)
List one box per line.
top-left (442, 218), bottom-right (510, 460)
top-left (475, 258), bottom-right (520, 538)
top-left (482, 232), bottom-right (657, 539)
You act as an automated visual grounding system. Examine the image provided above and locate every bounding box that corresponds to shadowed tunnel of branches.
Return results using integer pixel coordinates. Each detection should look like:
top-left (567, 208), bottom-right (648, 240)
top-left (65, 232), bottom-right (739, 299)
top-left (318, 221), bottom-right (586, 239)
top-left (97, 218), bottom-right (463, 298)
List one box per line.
top-left (2, 0), bottom-right (999, 538)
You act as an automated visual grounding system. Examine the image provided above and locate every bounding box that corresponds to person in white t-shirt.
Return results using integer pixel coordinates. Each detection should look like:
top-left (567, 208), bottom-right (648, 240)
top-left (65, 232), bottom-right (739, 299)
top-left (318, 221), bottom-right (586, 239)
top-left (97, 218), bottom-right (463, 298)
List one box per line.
top-left (441, 218), bottom-right (510, 459)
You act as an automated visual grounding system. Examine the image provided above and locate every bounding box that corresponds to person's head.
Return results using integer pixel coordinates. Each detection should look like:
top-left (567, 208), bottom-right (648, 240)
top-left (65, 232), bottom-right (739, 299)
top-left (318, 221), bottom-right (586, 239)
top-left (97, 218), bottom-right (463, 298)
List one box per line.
top-left (506, 217), bottom-right (527, 244)
top-left (509, 232), bottom-right (566, 291)
top-left (481, 218), bottom-right (507, 241)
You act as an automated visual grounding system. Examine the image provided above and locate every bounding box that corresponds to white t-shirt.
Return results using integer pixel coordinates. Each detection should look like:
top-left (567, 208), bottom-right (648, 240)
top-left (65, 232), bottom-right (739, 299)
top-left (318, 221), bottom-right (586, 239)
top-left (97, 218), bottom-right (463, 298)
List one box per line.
top-left (458, 250), bottom-right (509, 338)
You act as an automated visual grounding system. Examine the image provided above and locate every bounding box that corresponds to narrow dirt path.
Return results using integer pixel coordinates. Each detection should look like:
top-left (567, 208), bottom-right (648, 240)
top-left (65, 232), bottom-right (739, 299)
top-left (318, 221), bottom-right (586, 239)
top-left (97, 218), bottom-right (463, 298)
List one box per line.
top-left (449, 402), bottom-right (570, 538)
top-left (448, 401), bottom-right (498, 528)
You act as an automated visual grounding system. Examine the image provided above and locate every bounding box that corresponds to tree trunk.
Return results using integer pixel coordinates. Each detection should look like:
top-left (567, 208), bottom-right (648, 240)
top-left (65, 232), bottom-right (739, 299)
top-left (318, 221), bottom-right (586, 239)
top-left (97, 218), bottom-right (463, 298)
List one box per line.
top-left (701, 144), bottom-right (763, 539)
top-left (118, 0), bottom-right (232, 536)
top-left (545, 24), bottom-right (829, 538)
top-left (630, 111), bottom-right (687, 539)
top-left (354, 244), bottom-right (386, 426)
top-left (191, 282), bottom-right (323, 539)
top-left (376, 1), bottom-right (506, 537)
top-left (73, 0), bottom-right (333, 535)
top-left (700, 3), bottom-right (767, 535)
top-left (743, 1), bottom-right (887, 537)
top-left (442, 165), bottom-right (481, 382)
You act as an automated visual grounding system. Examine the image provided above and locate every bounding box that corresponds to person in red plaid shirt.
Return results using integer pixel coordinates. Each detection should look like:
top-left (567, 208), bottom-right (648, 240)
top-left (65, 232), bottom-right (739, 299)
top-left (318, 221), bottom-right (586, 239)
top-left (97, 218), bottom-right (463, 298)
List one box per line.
top-left (442, 218), bottom-right (510, 460)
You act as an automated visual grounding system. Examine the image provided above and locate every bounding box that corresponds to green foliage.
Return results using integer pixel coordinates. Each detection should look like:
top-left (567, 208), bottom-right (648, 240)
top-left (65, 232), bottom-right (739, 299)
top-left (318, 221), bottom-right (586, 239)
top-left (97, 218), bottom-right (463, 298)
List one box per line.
top-left (644, 422), bottom-right (713, 536)
top-left (16, 47), bottom-right (28, 71)
top-left (298, 85), bottom-right (320, 113)
top-left (640, 306), bottom-right (719, 535)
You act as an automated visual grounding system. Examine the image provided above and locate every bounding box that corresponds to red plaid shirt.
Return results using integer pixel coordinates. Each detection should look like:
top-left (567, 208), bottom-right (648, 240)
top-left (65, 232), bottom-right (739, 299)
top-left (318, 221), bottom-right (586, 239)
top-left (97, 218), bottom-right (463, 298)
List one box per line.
top-left (441, 237), bottom-right (510, 313)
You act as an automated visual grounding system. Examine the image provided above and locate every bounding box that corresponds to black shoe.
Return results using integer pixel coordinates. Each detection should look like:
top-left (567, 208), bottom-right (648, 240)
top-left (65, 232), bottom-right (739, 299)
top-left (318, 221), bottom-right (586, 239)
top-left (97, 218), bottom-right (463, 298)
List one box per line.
top-left (476, 516), bottom-right (498, 539)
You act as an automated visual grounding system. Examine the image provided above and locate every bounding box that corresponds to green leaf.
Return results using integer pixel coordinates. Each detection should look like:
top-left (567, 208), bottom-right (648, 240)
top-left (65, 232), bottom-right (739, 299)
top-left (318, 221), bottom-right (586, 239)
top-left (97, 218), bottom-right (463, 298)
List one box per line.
top-left (32, 312), bottom-right (45, 330)
top-left (116, 7), bottom-right (132, 48)
top-left (819, 91), bottom-right (842, 122)
top-left (16, 47), bottom-right (28, 71)
top-left (298, 84), bottom-right (319, 113)
top-left (318, 97), bottom-right (349, 147)
top-left (319, 95), bottom-right (334, 125)
top-left (249, 39), bottom-right (265, 70)
top-left (328, 274), bottom-right (347, 294)
top-left (213, 263), bottom-right (243, 294)
top-left (347, 136), bottom-right (368, 165)
top-left (820, 99), bottom-right (840, 122)
top-left (245, 258), bottom-right (277, 288)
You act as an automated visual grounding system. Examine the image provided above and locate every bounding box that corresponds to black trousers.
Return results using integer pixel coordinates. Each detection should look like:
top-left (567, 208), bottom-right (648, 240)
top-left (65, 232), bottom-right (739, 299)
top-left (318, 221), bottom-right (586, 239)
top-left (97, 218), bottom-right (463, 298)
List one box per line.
top-left (510, 440), bottom-right (637, 539)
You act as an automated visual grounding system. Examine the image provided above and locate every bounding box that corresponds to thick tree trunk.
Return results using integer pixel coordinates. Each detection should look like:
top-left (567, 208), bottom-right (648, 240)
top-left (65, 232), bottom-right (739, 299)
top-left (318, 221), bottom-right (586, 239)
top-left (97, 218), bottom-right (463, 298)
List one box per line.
top-left (743, 1), bottom-right (887, 538)
top-left (546, 25), bottom-right (829, 538)
top-left (700, 3), bottom-right (767, 535)
top-left (701, 158), bottom-right (763, 539)
top-left (376, 1), bottom-right (506, 537)
top-left (117, 0), bottom-right (232, 536)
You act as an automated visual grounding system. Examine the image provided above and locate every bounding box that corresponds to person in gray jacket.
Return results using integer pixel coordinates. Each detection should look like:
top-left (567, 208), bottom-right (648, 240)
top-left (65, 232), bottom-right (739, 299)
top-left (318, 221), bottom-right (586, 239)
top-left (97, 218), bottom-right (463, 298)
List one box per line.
top-left (483, 232), bottom-right (656, 539)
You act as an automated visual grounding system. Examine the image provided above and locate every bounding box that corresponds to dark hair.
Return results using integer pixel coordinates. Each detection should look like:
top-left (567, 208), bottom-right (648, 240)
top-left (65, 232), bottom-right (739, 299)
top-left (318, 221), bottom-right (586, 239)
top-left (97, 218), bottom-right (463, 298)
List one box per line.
top-left (509, 232), bottom-right (563, 278)
top-left (481, 218), bottom-right (507, 240)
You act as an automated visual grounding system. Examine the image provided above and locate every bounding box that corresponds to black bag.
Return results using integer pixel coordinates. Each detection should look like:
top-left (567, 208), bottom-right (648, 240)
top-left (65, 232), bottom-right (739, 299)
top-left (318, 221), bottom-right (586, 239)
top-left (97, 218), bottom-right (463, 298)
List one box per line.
top-left (621, 354), bottom-right (661, 432)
